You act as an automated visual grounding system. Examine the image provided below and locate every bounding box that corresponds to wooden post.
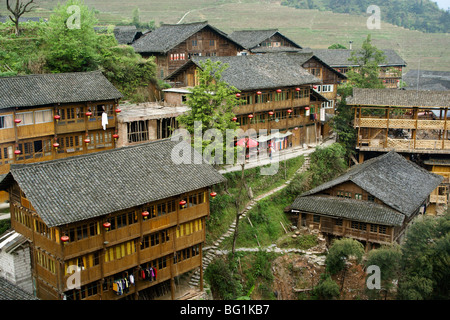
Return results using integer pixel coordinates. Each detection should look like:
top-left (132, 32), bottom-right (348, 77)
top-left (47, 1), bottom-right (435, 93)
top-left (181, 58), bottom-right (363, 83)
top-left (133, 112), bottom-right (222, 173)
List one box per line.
top-left (442, 108), bottom-right (448, 150)
top-left (199, 242), bottom-right (204, 291)
top-left (413, 107), bottom-right (418, 149)
top-left (385, 107), bottom-right (390, 148)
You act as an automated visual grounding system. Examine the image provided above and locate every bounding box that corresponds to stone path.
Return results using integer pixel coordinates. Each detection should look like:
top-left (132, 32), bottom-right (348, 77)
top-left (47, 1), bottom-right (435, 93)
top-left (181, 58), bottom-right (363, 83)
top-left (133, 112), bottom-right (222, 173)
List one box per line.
top-left (188, 155), bottom-right (315, 287)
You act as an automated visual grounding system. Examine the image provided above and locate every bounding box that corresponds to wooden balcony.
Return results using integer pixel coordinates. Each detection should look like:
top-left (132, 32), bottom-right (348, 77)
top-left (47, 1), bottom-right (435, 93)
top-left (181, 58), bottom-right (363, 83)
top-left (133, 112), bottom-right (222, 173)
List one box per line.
top-left (63, 265), bottom-right (102, 290)
top-left (105, 223), bottom-right (140, 246)
top-left (0, 128), bottom-right (15, 143)
top-left (178, 202), bottom-right (209, 225)
top-left (103, 252), bottom-right (138, 277)
top-left (430, 194), bottom-right (447, 204)
top-left (234, 98), bottom-right (310, 115)
top-left (17, 122), bottom-right (55, 140)
top-left (355, 117), bottom-right (447, 130)
top-left (142, 211), bottom-right (178, 235)
top-left (358, 137), bottom-right (450, 154)
top-left (63, 235), bottom-right (104, 260)
top-left (175, 230), bottom-right (204, 251)
top-left (139, 240), bottom-right (174, 264)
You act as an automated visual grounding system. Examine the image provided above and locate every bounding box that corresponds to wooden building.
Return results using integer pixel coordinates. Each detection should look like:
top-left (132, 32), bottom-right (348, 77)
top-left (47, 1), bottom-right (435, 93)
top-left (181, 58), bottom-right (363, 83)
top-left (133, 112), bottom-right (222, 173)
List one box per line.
top-left (165, 54), bottom-right (344, 149)
top-left (0, 138), bottom-right (225, 300)
top-left (132, 21), bottom-right (243, 79)
top-left (349, 87), bottom-right (450, 214)
top-left (0, 71), bottom-right (124, 176)
top-left (290, 151), bottom-right (443, 249)
top-left (115, 100), bottom-right (189, 148)
top-left (313, 49), bottom-right (407, 88)
top-left (228, 29), bottom-right (302, 54)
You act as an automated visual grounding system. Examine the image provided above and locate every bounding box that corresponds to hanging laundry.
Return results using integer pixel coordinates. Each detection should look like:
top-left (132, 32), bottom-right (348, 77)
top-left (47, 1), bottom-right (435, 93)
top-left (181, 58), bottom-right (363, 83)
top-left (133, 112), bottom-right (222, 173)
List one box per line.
top-left (102, 112), bottom-right (108, 130)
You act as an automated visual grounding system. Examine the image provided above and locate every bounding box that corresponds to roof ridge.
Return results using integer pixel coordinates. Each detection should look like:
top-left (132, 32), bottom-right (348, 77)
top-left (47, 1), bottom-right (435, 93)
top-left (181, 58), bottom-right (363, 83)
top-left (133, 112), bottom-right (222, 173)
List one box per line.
top-left (10, 137), bottom-right (177, 170)
top-left (0, 70), bottom-right (102, 80)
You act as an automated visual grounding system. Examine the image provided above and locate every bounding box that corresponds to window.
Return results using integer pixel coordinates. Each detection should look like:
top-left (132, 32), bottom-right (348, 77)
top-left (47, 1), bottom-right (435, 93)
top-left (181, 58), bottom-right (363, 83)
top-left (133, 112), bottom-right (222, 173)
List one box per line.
top-left (321, 85), bottom-right (334, 93)
top-left (104, 240), bottom-right (136, 262)
top-left (368, 195), bottom-right (375, 202)
top-left (192, 40), bottom-right (198, 47)
top-left (210, 40), bottom-right (215, 46)
top-left (370, 224), bottom-right (387, 234)
top-left (351, 221), bottom-right (367, 231)
top-left (35, 109), bottom-right (53, 124)
top-left (68, 222), bottom-right (100, 242)
top-left (313, 215), bottom-right (320, 223)
top-left (128, 120), bottom-right (149, 143)
top-left (0, 114), bottom-right (13, 129)
top-left (355, 193), bottom-right (362, 200)
top-left (335, 219), bottom-right (343, 226)
top-left (16, 112), bottom-right (33, 126)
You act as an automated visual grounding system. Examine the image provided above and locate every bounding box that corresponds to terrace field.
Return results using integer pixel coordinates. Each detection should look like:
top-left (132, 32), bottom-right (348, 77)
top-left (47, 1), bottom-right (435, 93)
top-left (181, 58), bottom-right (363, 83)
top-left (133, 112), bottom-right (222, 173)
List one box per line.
top-left (3, 0), bottom-right (450, 71)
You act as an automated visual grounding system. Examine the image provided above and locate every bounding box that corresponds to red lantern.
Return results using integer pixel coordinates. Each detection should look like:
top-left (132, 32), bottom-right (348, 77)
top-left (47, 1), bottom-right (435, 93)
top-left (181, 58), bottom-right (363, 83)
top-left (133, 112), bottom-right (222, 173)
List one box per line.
top-left (14, 150), bottom-right (21, 155)
top-left (232, 117), bottom-right (237, 122)
top-left (276, 89), bottom-right (282, 93)
top-left (268, 111), bottom-right (274, 116)
top-left (85, 111), bottom-right (92, 118)
top-left (248, 114), bottom-right (254, 119)
top-left (14, 119), bottom-right (21, 124)
top-left (295, 87), bottom-right (300, 92)
top-left (313, 86), bottom-right (318, 89)
top-left (113, 134), bottom-right (119, 140)
top-left (383, 80), bottom-right (386, 83)
top-left (103, 222), bottom-right (111, 230)
top-left (53, 142), bottom-right (60, 149)
top-left (179, 200), bottom-right (187, 207)
top-left (287, 109), bottom-right (292, 114)
top-left (84, 138), bottom-right (91, 144)
top-left (294, 127), bottom-right (299, 130)
top-left (54, 115), bottom-right (61, 121)
top-left (305, 107), bottom-right (310, 110)
top-left (61, 235), bottom-right (69, 243)
top-left (256, 91), bottom-right (262, 95)
top-left (236, 93), bottom-right (241, 98)
top-left (115, 108), bottom-right (122, 114)
top-left (142, 211), bottom-right (149, 220)
top-left (210, 192), bottom-right (217, 198)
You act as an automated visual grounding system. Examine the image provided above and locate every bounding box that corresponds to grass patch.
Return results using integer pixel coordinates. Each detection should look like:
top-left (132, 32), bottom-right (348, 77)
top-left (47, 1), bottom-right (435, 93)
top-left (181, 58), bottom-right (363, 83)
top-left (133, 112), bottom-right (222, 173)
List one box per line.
top-left (277, 233), bottom-right (318, 250)
top-left (206, 156), bottom-right (304, 246)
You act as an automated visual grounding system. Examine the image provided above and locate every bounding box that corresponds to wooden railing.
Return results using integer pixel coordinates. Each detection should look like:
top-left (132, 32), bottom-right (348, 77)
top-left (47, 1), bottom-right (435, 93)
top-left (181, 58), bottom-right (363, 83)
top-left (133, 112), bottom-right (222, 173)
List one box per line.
top-left (430, 195), bottom-right (447, 204)
top-left (234, 97), bottom-right (310, 115)
top-left (355, 117), bottom-right (447, 130)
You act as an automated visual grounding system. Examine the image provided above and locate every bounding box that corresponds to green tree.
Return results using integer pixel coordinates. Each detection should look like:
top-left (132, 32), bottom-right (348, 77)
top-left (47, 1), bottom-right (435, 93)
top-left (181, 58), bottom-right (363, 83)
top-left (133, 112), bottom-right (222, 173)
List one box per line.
top-left (397, 212), bottom-right (450, 300)
top-left (309, 143), bottom-right (347, 188)
top-left (328, 43), bottom-right (347, 49)
top-left (176, 59), bottom-right (239, 164)
top-left (364, 245), bottom-right (402, 300)
top-left (325, 238), bottom-right (365, 293)
top-left (41, 0), bottom-right (101, 73)
top-left (312, 273), bottom-right (340, 300)
top-left (332, 34), bottom-right (386, 158)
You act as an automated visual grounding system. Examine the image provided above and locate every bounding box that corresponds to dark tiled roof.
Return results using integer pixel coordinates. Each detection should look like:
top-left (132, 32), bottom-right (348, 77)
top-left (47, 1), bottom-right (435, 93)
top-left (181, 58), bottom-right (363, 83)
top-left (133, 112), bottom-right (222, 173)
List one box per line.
top-left (0, 278), bottom-right (38, 300)
top-left (312, 49), bottom-right (406, 68)
top-left (346, 88), bottom-right (450, 107)
top-left (291, 196), bottom-right (405, 226)
top-left (404, 70), bottom-right (450, 91)
top-left (1, 139), bottom-right (225, 227)
top-left (132, 21), bottom-right (242, 54)
top-left (0, 71), bottom-right (123, 110)
top-left (301, 151), bottom-right (442, 217)
top-left (113, 26), bottom-right (139, 45)
top-left (228, 29), bottom-right (302, 50)
top-left (167, 54), bottom-right (321, 91)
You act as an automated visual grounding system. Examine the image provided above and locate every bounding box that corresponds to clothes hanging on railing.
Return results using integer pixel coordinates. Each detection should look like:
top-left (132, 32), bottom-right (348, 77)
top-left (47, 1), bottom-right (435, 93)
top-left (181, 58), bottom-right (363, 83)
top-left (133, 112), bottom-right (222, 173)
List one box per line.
top-left (140, 266), bottom-right (158, 282)
top-left (112, 273), bottom-right (135, 296)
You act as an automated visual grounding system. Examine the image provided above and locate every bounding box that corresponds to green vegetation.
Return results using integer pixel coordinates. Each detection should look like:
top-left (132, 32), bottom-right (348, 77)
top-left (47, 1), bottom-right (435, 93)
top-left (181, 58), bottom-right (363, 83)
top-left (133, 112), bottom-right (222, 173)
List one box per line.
top-left (0, 219), bottom-right (11, 235)
top-left (176, 59), bottom-right (239, 163)
top-left (207, 155), bottom-right (305, 245)
top-left (312, 273), bottom-right (340, 300)
top-left (332, 35), bottom-right (386, 159)
top-left (281, 0), bottom-right (450, 34)
top-left (0, 0), bottom-right (157, 102)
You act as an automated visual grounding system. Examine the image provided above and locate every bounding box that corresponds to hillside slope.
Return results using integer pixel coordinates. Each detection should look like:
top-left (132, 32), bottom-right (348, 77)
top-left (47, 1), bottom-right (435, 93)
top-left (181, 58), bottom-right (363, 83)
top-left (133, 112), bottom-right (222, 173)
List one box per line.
top-left (3, 0), bottom-right (450, 71)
